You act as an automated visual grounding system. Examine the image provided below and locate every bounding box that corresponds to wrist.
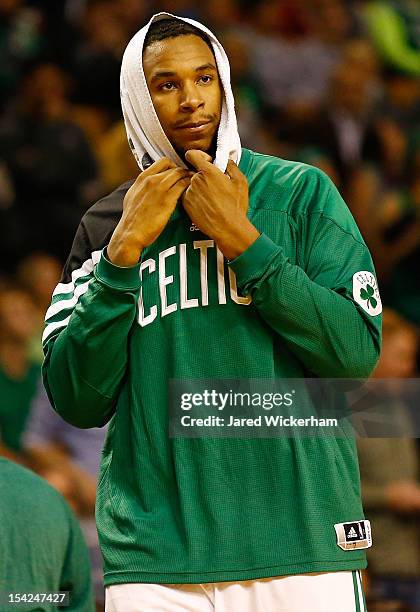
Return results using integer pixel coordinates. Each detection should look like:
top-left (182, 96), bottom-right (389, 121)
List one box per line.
top-left (107, 236), bottom-right (143, 267)
top-left (218, 221), bottom-right (260, 260)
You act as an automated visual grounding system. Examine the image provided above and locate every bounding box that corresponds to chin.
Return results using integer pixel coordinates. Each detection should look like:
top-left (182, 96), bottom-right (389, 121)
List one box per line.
top-left (181, 142), bottom-right (212, 154)
top-left (176, 133), bottom-right (216, 154)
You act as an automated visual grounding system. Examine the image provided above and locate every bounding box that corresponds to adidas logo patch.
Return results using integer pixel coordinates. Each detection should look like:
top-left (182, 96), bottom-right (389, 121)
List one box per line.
top-left (335, 520), bottom-right (372, 551)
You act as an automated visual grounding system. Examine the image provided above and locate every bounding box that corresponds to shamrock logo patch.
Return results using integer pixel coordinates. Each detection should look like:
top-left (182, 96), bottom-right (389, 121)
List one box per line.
top-left (353, 272), bottom-right (382, 316)
top-left (360, 284), bottom-right (377, 309)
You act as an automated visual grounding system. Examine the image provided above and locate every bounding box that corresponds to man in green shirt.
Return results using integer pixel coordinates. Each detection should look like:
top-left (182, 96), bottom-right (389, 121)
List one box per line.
top-left (0, 458), bottom-right (94, 611)
top-left (42, 13), bottom-right (381, 612)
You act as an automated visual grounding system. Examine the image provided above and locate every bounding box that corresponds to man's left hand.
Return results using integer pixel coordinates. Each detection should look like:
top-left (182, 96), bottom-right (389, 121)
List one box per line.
top-left (182, 150), bottom-right (260, 260)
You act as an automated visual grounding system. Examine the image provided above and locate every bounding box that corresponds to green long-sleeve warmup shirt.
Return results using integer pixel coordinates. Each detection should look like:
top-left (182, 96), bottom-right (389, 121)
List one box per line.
top-left (42, 148), bottom-right (382, 586)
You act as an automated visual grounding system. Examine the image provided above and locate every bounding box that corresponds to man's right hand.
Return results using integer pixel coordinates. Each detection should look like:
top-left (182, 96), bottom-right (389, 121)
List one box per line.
top-left (107, 158), bottom-right (192, 267)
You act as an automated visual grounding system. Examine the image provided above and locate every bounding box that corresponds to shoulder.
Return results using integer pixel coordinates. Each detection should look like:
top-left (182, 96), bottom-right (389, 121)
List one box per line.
top-left (68, 179), bottom-right (135, 258)
top-left (82, 179), bottom-right (134, 235)
top-left (0, 459), bottom-right (89, 583)
top-left (243, 149), bottom-right (366, 241)
top-left (57, 180), bottom-right (135, 282)
top-left (0, 458), bottom-right (71, 521)
top-left (245, 149), bottom-right (331, 187)
top-left (243, 148), bottom-right (336, 213)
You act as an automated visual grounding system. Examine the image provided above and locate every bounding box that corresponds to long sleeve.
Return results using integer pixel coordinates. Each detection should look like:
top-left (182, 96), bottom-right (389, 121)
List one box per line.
top-left (229, 183), bottom-right (382, 379)
top-left (42, 218), bottom-right (141, 429)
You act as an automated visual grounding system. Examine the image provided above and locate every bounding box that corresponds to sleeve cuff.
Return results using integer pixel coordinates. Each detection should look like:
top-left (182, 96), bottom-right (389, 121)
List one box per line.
top-left (228, 233), bottom-right (282, 285)
top-left (94, 248), bottom-right (142, 291)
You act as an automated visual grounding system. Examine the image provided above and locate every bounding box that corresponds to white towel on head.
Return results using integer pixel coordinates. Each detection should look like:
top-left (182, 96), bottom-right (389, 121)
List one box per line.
top-left (120, 12), bottom-right (241, 173)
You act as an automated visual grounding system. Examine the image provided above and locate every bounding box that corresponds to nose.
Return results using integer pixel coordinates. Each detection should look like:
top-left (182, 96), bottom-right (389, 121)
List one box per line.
top-left (179, 81), bottom-right (204, 113)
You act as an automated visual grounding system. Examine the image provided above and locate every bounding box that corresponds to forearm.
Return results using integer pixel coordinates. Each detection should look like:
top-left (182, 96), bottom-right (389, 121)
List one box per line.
top-left (43, 252), bottom-right (141, 428)
top-left (229, 234), bottom-right (380, 378)
top-left (217, 219), bottom-right (260, 260)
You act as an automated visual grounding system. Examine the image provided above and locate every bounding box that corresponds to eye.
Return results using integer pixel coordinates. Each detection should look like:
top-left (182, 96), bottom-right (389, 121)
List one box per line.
top-left (198, 75), bottom-right (213, 84)
top-left (160, 82), bottom-right (177, 91)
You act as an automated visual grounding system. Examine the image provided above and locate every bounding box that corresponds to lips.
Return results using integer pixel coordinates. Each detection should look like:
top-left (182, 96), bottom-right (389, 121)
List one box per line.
top-left (176, 120), bottom-right (212, 132)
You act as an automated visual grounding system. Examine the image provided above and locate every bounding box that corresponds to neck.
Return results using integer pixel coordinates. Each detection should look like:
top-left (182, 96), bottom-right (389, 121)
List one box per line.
top-left (178, 136), bottom-right (217, 167)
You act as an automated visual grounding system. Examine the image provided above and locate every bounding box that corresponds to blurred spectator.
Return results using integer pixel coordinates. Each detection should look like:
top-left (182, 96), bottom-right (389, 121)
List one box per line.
top-left (249, 0), bottom-right (348, 136)
top-left (70, 0), bottom-right (133, 117)
top-left (113, 0), bottom-right (148, 37)
top-left (358, 309), bottom-right (420, 612)
top-left (348, 136), bottom-right (420, 325)
top-left (0, 457), bottom-right (95, 611)
top-left (307, 0), bottom-right (355, 46)
top-left (0, 284), bottom-right (39, 456)
top-left (0, 0), bottom-right (43, 109)
top-left (221, 30), bottom-right (287, 157)
top-left (363, 0), bottom-right (420, 76)
top-left (348, 169), bottom-right (413, 267)
top-left (23, 380), bottom-right (107, 606)
top-left (23, 0), bottom-right (78, 64)
top-left (383, 148), bottom-right (420, 325)
top-left (17, 251), bottom-right (61, 363)
top-left (379, 70), bottom-right (420, 135)
top-left (342, 38), bottom-right (383, 105)
top-left (0, 62), bottom-right (100, 265)
top-left (305, 59), bottom-right (381, 189)
top-left (202, 0), bottom-right (242, 35)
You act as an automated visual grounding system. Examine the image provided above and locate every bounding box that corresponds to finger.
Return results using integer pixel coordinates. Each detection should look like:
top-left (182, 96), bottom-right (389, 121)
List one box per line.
top-left (185, 150), bottom-right (215, 172)
top-left (169, 176), bottom-right (192, 201)
top-left (181, 174), bottom-right (205, 204)
top-left (180, 173), bottom-right (202, 200)
top-left (159, 168), bottom-right (193, 190)
top-left (139, 157), bottom-right (177, 180)
top-left (225, 159), bottom-right (245, 182)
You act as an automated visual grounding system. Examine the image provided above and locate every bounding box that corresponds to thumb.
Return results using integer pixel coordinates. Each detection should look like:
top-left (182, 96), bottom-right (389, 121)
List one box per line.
top-left (225, 159), bottom-right (244, 182)
top-left (185, 149), bottom-right (214, 171)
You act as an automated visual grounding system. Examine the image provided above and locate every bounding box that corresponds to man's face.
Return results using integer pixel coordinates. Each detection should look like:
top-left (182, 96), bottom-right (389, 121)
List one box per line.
top-left (143, 34), bottom-right (222, 158)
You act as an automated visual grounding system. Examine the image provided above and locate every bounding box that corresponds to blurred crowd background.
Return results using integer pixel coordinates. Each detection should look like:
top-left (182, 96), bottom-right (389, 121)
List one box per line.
top-left (0, 0), bottom-right (419, 610)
